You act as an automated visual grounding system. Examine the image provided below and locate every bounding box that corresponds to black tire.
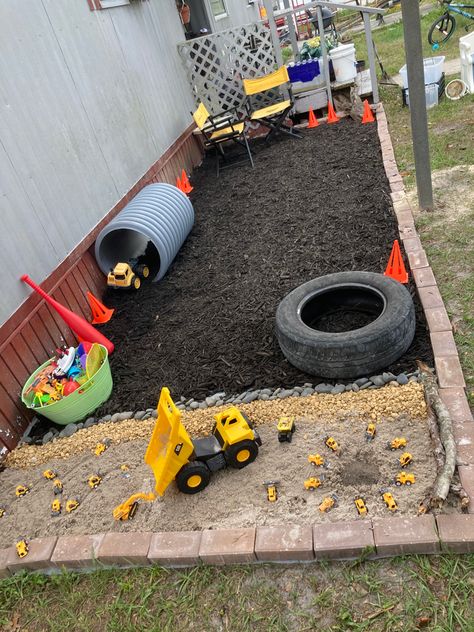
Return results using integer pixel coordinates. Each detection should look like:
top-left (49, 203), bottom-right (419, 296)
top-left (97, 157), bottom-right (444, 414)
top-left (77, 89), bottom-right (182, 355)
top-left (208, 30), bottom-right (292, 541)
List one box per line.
top-left (225, 440), bottom-right (259, 469)
top-left (176, 462), bottom-right (211, 494)
top-left (134, 264), bottom-right (150, 279)
top-left (278, 433), bottom-right (287, 443)
top-left (428, 13), bottom-right (456, 45)
top-left (275, 272), bottom-right (415, 379)
top-left (406, 481), bottom-right (412, 486)
top-left (131, 275), bottom-right (140, 290)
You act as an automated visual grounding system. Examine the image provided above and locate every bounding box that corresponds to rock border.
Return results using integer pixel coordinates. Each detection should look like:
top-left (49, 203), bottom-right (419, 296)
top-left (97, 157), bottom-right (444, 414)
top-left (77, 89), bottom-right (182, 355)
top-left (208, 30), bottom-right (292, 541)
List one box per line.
top-left (3, 105), bottom-right (473, 577)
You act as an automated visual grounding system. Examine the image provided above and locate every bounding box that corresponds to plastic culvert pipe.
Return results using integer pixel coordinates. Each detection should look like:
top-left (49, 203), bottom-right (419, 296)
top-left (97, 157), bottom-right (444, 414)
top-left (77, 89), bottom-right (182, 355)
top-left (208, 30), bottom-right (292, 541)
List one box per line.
top-left (94, 183), bottom-right (194, 282)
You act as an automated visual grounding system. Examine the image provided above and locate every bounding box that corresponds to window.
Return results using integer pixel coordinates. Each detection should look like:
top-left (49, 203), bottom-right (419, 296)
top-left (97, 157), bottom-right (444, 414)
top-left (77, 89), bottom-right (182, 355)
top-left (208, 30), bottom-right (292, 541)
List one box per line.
top-left (88, 0), bottom-right (147, 10)
top-left (210, 0), bottom-right (227, 18)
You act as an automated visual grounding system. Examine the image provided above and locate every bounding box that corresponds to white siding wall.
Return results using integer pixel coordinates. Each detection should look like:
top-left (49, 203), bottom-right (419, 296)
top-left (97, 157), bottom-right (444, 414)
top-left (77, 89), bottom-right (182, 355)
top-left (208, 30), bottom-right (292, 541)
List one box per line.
top-left (0, 0), bottom-right (195, 326)
top-left (205, 0), bottom-right (260, 31)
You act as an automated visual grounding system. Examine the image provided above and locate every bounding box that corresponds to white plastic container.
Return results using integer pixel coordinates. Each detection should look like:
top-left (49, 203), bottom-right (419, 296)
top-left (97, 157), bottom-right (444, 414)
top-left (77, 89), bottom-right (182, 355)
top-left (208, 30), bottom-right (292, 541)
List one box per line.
top-left (399, 56), bottom-right (445, 89)
top-left (460, 32), bottom-right (474, 93)
top-left (405, 83), bottom-right (439, 109)
top-left (329, 43), bottom-right (357, 83)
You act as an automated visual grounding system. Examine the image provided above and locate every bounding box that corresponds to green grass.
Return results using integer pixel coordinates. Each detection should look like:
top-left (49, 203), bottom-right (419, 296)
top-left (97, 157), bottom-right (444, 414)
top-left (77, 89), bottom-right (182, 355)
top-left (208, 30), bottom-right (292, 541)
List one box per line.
top-left (352, 10), bottom-right (474, 402)
top-left (1, 555), bottom-right (473, 631)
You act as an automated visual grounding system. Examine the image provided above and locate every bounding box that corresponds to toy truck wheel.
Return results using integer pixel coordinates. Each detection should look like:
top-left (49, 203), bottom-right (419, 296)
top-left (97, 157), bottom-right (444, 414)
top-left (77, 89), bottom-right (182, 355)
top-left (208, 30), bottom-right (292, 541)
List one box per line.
top-left (225, 440), bottom-right (258, 469)
top-left (134, 264), bottom-right (150, 279)
top-left (405, 481), bottom-right (411, 486)
top-left (176, 462), bottom-right (211, 494)
top-left (395, 481), bottom-right (401, 486)
top-left (132, 275), bottom-right (141, 290)
top-left (278, 433), bottom-right (287, 443)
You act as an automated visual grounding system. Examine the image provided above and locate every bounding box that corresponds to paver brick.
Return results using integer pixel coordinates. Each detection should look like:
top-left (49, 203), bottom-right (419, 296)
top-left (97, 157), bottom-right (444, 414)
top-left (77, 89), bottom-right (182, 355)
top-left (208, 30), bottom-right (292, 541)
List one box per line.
top-left (148, 531), bottom-right (202, 567)
top-left (390, 180), bottom-right (405, 192)
top-left (5, 537), bottom-right (57, 573)
top-left (436, 515), bottom-right (474, 553)
top-left (435, 356), bottom-right (466, 388)
top-left (199, 528), bottom-right (256, 565)
top-left (97, 531), bottom-right (152, 566)
top-left (424, 306), bottom-right (452, 333)
top-left (417, 286), bottom-right (444, 309)
top-left (412, 267), bottom-right (437, 289)
top-left (458, 467), bottom-right (474, 514)
top-left (407, 249), bottom-right (429, 270)
top-left (402, 236), bottom-right (423, 252)
top-left (50, 534), bottom-right (105, 570)
top-left (391, 191), bottom-right (406, 203)
top-left (430, 331), bottom-right (458, 357)
top-left (453, 424), bottom-right (474, 465)
top-left (399, 224), bottom-right (417, 240)
top-left (313, 520), bottom-right (375, 560)
top-left (439, 388), bottom-right (473, 422)
top-left (255, 525), bottom-right (313, 561)
top-left (0, 548), bottom-right (10, 579)
top-left (373, 515), bottom-right (440, 556)
top-left (396, 210), bottom-right (415, 228)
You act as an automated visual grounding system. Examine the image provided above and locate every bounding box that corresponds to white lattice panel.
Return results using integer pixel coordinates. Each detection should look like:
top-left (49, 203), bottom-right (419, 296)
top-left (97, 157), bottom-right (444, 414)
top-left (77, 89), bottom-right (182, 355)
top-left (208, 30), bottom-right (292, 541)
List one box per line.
top-left (178, 22), bottom-right (277, 115)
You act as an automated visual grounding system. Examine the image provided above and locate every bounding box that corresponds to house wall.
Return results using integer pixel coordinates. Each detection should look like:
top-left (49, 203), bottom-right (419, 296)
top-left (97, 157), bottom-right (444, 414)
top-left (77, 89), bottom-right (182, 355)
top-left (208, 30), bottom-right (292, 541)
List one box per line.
top-left (204, 0), bottom-right (261, 31)
top-left (0, 0), bottom-right (196, 327)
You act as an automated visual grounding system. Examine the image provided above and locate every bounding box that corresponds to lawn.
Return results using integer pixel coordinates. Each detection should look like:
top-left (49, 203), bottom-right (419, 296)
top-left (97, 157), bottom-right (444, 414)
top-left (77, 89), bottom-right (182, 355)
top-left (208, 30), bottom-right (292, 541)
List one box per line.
top-left (353, 10), bottom-right (474, 404)
top-left (1, 555), bottom-right (473, 631)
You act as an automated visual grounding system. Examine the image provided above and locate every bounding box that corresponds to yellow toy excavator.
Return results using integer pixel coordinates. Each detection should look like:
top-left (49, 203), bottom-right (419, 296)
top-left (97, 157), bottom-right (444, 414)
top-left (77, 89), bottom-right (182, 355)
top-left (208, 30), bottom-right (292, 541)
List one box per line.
top-left (113, 387), bottom-right (262, 520)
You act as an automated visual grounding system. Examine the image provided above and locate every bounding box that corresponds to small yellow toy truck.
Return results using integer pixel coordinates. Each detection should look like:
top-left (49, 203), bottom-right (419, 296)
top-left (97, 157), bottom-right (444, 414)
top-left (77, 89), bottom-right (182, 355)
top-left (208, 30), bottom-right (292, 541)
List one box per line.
top-left (387, 437), bottom-right (407, 451)
top-left (354, 496), bottom-right (368, 516)
top-left (395, 472), bottom-right (415, 486)
top-left (366, 423), bottom-right (376, 442)
top-left (304, 476), bottom-right (324, 491)
top-left (399, 452), bottom-right (413, 468)
top-left (308, 453), bottom-right (325, 467)
top-left (277, 416), bottom-right (296, 443)
top-left (114, 388), bottom-right (262, 519)
top-left (264, 481), bottom-right (279, 502)
top-left (381, 490), bottom-right (398, 512)
top-left (319, 494), bottom-right (338, 513)
top-left (107, 260), bottom-right (150, 291)
top-left (325, 436), bottom-right (340, 453)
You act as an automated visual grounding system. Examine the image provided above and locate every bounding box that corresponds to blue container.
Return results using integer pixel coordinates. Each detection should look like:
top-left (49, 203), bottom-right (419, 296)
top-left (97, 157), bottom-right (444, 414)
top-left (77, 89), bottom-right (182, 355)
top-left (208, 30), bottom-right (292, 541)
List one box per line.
top-left (287, 60), bottom-right (320, 83)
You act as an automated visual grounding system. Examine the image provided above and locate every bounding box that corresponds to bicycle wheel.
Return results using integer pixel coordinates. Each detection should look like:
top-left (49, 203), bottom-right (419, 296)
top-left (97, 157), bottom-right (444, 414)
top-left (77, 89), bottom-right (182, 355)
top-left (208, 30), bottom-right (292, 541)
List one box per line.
top-left (428, 13), bottom-right (456, 45)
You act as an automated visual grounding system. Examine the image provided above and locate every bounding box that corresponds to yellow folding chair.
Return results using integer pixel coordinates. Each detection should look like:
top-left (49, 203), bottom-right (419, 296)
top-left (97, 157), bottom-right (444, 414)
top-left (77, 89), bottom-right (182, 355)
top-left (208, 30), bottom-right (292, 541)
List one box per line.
top-left (192, 102), bottom-right (254, 177)
top-left (242, 66), bottom-right (302, 142)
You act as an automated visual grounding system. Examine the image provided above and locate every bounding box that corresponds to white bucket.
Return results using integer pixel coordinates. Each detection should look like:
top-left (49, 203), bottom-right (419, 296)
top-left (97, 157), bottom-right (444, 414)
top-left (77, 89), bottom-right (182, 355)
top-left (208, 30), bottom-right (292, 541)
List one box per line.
top-left (329, 43), bottom-right (356, 83)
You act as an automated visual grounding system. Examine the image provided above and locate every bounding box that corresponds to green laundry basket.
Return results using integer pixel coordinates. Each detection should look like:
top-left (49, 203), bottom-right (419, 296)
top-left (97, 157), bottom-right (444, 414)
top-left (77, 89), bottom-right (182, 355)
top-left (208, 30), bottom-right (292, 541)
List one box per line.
top-left (21, 344), bottom-right (113, 425)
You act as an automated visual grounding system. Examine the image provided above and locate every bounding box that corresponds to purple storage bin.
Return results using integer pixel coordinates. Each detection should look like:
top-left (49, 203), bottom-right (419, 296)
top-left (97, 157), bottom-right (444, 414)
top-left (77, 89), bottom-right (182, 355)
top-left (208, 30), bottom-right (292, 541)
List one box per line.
top-left (287, 60), bottom-right (320, 83)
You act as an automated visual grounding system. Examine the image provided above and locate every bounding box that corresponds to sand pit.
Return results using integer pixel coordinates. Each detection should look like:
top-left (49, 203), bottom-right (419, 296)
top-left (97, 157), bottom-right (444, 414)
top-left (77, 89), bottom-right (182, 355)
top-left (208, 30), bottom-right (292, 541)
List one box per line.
top-left (0, 384), bottom-right (439, 548)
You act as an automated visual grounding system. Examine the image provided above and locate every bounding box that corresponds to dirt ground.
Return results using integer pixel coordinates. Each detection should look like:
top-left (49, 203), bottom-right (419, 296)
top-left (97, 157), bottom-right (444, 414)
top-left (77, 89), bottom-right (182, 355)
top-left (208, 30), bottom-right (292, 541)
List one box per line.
top-left (96, 120), bottom-right (432, 415)
top-left (0, 386), bottom-right (438, 548)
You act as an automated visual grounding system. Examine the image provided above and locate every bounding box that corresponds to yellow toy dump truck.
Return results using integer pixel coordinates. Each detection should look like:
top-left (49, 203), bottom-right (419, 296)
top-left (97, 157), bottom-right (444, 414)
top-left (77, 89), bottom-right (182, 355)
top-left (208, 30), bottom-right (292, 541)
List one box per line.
top-left (114, 387), bottom-right (262, 520)
top-left (107, 260), bottom-right (149, 290)
top-left (277, 416), bottom-right (296, 443)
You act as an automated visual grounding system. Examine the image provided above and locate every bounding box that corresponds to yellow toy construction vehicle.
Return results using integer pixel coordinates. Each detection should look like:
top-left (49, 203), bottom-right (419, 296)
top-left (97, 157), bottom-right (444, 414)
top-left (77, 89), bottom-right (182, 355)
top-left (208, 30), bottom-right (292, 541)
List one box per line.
top-left (88, 474), bottom-right (101, 489)
top-left (16, 539), bottom-right (28, 558)
top-left (399, 452), bottom-right (413, 468)
top-left (264, 481), bottom-right (279, 502)
top-left (325, 436), bottom-right (340, 453)
top-left (53, 479), bottom-right (63, 495)
top-left (308, 453), bottom-right (325, 467)
top-left (354, 496), bottom-right (368, 516)
top-left (15, 485), bottom-right (29, 497)
top-left (395, 472), bottom-right (415, 486)
top-left (319, 494), bottom-right (338, 513)
top-left (0, 508), bottom-right (5, 519)
top-left (387, 437), bottom-right (407, 451)
top-left (43, 469), bottom-right (57, 480)
top-left (66, 499), bottom-right (80, 513)
top-left (113, 388), bottom-right (262, 520)
top-left (51, 499), bottom-right (61, 516)
top-left (107, 260), bottom-right (149, 291)
top-left (366, 423), bottom-right (376, 442)
top-left (94, 439), bottom-right (111, 456)
top-left (381, 489), bottom-right (398, 512)
top-left (304, 476), bottom-right (324, 491)
top-left (277, 417), bottom-right (296, 443)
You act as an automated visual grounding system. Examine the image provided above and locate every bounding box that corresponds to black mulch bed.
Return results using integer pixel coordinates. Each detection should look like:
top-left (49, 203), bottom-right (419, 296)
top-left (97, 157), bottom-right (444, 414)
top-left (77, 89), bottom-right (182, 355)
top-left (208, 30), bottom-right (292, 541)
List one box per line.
top-left (97, 119), bottom-right (433, 414)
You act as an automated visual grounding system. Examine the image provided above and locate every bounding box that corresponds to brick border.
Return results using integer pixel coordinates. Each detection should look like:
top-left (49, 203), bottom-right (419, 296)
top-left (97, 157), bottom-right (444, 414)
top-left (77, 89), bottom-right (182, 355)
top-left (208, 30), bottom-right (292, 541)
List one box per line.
top-left (1, 106), bottom-right (473, 578)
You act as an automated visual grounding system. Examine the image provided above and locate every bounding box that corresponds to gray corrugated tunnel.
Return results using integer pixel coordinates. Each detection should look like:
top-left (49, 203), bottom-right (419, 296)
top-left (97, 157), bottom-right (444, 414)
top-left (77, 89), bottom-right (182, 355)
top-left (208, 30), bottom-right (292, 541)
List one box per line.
top-left (94, 183), bottom-right (194, 282)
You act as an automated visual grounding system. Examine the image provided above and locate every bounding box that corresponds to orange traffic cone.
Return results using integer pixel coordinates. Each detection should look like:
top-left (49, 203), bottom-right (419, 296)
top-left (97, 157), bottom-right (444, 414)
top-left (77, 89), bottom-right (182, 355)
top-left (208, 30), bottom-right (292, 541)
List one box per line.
top-left (384, 240), bottom-right (408, 284)
top-left (181, 169), bottom-right (193, 193)
top-left (176, 175), bottom-right (184, 192)
top-left (327, 102), bottom-right (340, 124)
top-left (86, 291), bottom-right (115, 325)
top-left (307, 108), bottom-right (319, 129)
top-left (362, 99), bottom-right (375, 124)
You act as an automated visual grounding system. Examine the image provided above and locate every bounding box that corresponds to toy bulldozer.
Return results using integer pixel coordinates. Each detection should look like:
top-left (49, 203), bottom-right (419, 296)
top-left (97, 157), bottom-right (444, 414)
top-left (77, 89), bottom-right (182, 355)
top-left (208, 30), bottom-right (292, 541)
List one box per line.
top-left (114, 387), bottom-right (262, 520)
